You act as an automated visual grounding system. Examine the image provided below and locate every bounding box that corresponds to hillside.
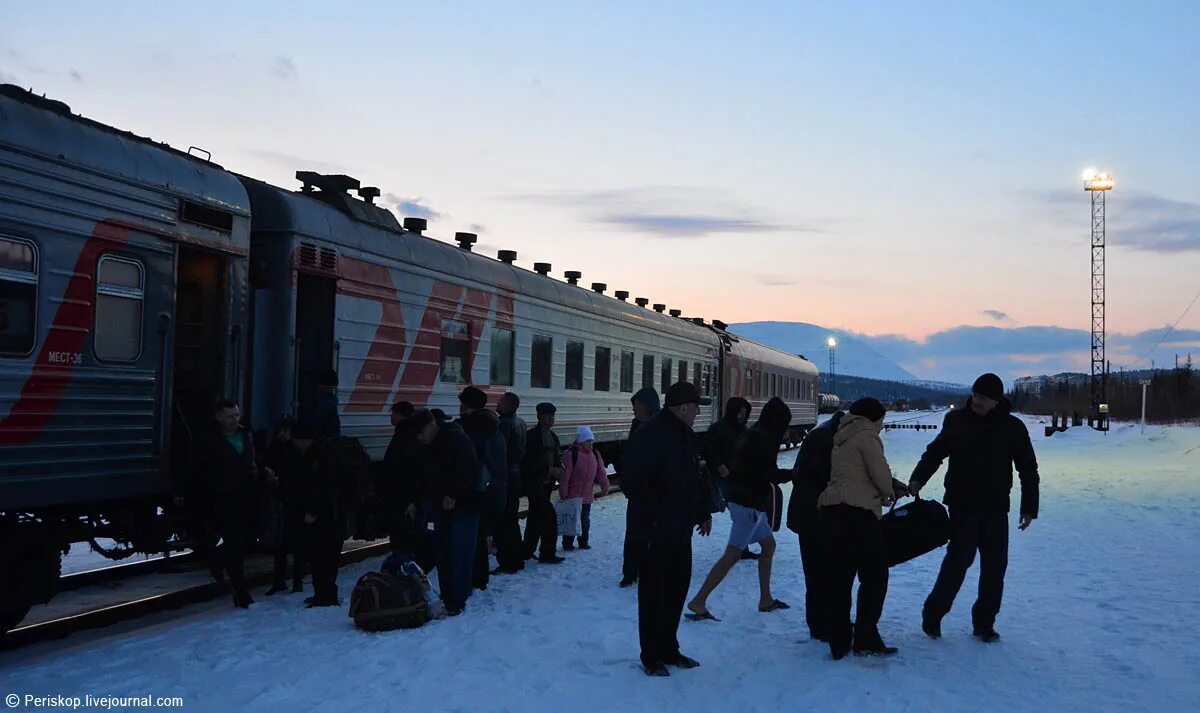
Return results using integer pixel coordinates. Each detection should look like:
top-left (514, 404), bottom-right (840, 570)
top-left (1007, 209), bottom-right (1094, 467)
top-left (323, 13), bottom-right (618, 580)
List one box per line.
top-left (730, 321), bottom-right (918, 381)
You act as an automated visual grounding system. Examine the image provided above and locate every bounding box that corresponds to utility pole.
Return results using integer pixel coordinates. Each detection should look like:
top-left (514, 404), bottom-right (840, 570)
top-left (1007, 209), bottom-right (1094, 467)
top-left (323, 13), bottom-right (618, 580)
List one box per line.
top-left (1140, 378), bottom-right (1151, 434)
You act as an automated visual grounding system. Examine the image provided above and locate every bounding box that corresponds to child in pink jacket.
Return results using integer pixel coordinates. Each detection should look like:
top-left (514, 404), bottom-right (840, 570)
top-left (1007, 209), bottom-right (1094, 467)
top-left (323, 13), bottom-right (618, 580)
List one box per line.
top-left (559, 426), bottom-right (610, 550)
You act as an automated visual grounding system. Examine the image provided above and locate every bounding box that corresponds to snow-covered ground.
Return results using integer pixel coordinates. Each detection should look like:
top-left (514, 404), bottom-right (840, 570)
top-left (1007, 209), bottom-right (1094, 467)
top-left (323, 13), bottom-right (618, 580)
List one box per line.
top-left (5, 412), bottom-right (1199, 712)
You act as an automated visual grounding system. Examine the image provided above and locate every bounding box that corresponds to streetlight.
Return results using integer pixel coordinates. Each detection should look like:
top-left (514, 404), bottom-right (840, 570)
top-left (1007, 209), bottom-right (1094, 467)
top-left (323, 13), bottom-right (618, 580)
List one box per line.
top-left (827, 337), bottom-right (837, 396)
top-left (1083, 168), bottom-right (1113, 431)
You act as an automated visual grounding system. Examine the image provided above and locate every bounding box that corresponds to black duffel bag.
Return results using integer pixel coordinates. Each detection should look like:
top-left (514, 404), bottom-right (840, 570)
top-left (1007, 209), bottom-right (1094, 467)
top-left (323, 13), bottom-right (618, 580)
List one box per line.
top-left (348, 571), bottom-right (429, 631)
top-left (881, 495), bottom-right (950, 567)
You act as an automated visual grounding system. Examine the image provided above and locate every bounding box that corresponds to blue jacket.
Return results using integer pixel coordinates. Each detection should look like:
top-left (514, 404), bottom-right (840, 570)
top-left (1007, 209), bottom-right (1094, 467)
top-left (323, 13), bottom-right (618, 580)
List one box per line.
top-left (458, 409), bottom-right (508, 511)
top-left (621, 408), bottom-right (710, 540)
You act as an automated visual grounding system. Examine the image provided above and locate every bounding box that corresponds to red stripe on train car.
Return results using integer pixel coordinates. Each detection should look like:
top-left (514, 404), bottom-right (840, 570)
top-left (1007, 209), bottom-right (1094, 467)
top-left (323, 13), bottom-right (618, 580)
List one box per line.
top-left (0, 221), bottom-right (131, 445)
top-left (341, 258), bottom-right (408, 413)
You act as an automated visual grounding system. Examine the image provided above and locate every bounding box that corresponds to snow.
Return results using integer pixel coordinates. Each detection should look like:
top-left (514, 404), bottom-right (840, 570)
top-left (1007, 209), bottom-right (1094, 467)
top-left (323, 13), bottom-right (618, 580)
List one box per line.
top-left (5, 412), bottom-right (1199, 712)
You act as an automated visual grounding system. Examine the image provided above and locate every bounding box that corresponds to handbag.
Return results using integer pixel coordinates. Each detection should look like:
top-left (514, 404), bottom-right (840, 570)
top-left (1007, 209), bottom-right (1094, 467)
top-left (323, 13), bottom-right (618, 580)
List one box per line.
top-left (554, 497), bottom-right (583, 536)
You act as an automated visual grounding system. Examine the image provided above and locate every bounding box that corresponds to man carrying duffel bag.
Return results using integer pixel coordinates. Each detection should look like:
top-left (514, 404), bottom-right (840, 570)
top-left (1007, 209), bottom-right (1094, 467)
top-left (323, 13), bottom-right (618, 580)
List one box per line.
top-left (908, 373), bottom-right (1040, 644)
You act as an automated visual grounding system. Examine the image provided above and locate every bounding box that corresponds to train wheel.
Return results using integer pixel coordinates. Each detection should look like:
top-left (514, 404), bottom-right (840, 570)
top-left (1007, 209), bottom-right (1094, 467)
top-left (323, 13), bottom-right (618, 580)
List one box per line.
top-left (0, 529), bottom-right (62, 632)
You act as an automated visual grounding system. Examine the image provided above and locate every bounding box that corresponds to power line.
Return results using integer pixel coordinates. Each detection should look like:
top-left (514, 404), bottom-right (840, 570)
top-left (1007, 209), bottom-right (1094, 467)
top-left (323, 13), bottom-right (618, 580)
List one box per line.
top-left (1125, 283), bottom-right (1200, 368)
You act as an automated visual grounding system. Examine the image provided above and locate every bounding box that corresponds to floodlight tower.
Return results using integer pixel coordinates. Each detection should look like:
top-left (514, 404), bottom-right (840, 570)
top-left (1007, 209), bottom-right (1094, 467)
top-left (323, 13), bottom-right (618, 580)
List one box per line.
top-left (1083, 169), bottom-right (1114, 431)
top-left (827, 336), bottom-right (838, 396)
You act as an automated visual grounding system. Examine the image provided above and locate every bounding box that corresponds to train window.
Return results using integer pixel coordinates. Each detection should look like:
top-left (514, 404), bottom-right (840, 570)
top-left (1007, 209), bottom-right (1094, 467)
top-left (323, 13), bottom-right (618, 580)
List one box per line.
top-left (693, 362), bottom-right (701, 388)
top-left (642, 354), bottom-right (654, 389)
top-left (490, 327), bottom-right (514, 386)
top-left (770, 373), bottom-right (776, 396)
top-left (620, 350), bottom-right (634, 392)
top-left (94, 255), bottom-right (144, 362)
top-left (761, 373), bottom-right (768, 396)
top-left (660, 357), bottom-right (673, 394)
top-left (565, 340), bottom-right (584, 390)
top-left (0, 236), bottom-right (37, 357)
top-left (746, 369), bottom-right (754, 397)
top-left (703, 364), bottom-right (712, 395)
top-left (594, 345), bottom-right (611, 392)
top-left (531, 334), bottom-right (552, 388)
top-left (678, 360), bottom-right (688, 383)
top-left (439, 319), bottom-right (471, 384)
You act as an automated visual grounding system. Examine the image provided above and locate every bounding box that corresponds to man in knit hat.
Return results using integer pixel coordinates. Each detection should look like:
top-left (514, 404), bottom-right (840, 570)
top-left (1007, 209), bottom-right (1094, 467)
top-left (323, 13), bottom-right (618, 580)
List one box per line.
top-left (908, 372), bottom-right (1040, 643)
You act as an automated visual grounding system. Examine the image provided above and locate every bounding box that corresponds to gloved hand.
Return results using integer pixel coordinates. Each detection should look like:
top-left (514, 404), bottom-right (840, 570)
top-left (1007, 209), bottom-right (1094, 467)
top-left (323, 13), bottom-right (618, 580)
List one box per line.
top-left (907, 479), bottom-right (922, 497)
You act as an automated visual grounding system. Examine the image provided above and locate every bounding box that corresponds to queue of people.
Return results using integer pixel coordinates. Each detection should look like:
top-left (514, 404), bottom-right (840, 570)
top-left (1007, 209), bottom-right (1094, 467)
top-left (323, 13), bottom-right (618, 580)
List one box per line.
top-left (182, 369), bottom-right (1039, 679)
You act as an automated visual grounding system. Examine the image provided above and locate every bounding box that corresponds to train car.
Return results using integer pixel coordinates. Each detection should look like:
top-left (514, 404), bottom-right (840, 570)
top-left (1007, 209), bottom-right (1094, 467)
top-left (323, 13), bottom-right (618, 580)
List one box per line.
top-left (818, 393), bottom-right (842, 414)
top-left (0, 85), bottom-right (252, 629)
top-left (238, 172), bottom-right (720, 461)
top-left (0, 84), bottom-right (820, 629)
top-left (716, 326), bottom-right (820, 445)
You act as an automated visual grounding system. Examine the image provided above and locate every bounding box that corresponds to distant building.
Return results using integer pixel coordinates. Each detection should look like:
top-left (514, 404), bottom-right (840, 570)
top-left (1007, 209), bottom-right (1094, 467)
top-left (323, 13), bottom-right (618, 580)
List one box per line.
top-left (1014, 376), bottom-right (1047, 397)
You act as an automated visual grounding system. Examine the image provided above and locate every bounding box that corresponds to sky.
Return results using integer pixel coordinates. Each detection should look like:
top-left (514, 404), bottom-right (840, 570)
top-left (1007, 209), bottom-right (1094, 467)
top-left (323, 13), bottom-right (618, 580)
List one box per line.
top-left (3, 1), bottom-right (1198, 384)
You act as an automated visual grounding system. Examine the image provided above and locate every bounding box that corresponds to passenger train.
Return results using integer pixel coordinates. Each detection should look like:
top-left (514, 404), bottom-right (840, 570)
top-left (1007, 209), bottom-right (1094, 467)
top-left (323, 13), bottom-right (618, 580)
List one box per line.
top-left (0, 85), bottom-right (819, 628)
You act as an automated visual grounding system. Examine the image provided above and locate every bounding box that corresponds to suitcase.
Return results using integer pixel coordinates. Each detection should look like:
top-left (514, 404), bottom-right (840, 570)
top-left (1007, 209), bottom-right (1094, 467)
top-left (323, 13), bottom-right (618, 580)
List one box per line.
top-left (880, 496), bottom-right (950, 567)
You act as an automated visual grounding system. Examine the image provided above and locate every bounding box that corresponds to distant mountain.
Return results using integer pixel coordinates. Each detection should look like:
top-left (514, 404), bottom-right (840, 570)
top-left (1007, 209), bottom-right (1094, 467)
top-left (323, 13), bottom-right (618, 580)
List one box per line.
top-left (730, 321), bottom-right (919, 382)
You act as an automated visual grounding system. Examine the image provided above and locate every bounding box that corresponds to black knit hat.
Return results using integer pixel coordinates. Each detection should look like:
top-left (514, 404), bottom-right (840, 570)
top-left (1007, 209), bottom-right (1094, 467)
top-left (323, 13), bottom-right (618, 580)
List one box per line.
top-left (536, 402), bottom-right (557, 415)
top-left (971, 373), bottom-right (1005, 402)
top-left (664, 382), bottom-right (712, 407)
top-left (848, 397), bottom-right (886, 423)
top-left (458, 386), bottom-right (487, 410)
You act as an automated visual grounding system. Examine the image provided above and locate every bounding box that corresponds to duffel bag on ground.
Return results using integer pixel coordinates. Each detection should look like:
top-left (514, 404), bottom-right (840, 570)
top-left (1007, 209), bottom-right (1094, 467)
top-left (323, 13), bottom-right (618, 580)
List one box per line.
top-left (881, 496), bottom-right (951, 567)
top-left (348, 570), bottom-right (429, 631)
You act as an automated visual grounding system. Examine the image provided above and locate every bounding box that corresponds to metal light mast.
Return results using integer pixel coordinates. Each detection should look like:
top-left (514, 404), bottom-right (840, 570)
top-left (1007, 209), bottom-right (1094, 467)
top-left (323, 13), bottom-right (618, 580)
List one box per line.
top-left (827, 336), bottom-right (838, 396)
top-left (1083, 169), bottom-right (1113, 431)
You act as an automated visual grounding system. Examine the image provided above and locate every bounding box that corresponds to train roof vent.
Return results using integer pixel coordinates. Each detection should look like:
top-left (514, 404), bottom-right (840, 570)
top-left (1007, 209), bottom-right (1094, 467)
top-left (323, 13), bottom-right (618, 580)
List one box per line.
top-left (455, 232), bottom-right (477, 251)
top-left (653, 304), bottom-right (666, 313)
top-left (712, 319), bottom-right (728, 331)
top-left (403, 217), bottom-right (427, 234)
top-left (635, 297), bottom-right (649, 307)
top-left (498, 250), bottom-right (517, 264)
top-left (320, 247), bottom-right (338, 271)
top-left (669, 309), bottom-right (682, 317)
top-left (357, 186), bottom-right (380, 204)
top-left (179, 200), bottom-right (234, 233)
top-left (299, 243), bottom-right (318, 267)
top-left (534, 262), bottom-right (552, 276)
top-left (691, 317), bottom-right (705, 325)
top-left (295, 171), bottom-right (400, 230)
top-left (564, 271), bottom-right (581, 285)
top-left (615, 290), bottom-right (629, 301)
top-left (591, 283), bottom-right (606, 294)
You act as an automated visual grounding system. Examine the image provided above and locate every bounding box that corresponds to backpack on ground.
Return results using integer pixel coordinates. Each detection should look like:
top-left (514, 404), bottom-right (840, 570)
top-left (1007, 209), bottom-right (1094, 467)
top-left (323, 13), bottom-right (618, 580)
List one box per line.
top-left (349, 571), bottom-right (428, 631)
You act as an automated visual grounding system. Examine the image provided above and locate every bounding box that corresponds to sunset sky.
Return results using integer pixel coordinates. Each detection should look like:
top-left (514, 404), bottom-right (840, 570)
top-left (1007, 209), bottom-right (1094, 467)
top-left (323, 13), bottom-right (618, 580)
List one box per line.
top-left (4, 1), bottom-right (1198, 383)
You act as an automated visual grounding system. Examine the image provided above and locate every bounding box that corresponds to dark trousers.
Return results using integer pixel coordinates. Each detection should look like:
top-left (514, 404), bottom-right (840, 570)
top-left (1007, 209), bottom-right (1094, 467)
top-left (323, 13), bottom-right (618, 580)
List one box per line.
top-left (494, 478), bottom-right (525, 571)
top-left (271, 550), bottom-right (306, 588)
top-left (435, 504), bottom-right (481, 610)
top-left (638, 531), bottom-right (692, 667)
top-left (924, 510), bottom-right (1009, 631)
top-left (205, 497), bottom-right (249, 590)
top-left (563, 503), bottom-right (592, 548)
top-left (308, 519), bottom-right (345, 603)
top-left (622, 498), bottom-right (650, 581)
top-left (822, 504), bottom-right (889, 653)
top-left (474, 503), bottom-right (497, 590)
top-left (523, 484), bottom-right (558, 558)
top-left (794, 495), bottom-right (831, 639)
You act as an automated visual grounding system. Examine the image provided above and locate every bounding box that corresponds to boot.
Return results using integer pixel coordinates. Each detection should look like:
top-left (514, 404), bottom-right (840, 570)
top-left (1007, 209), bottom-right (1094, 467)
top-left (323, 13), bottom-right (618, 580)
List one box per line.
top-left (265, 582), bottom-right (287, 596)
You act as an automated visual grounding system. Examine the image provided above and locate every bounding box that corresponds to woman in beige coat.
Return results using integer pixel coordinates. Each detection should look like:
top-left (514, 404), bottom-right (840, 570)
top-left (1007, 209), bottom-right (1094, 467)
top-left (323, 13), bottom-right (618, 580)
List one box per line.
top-left (818, 397), bottom-right (905, 659)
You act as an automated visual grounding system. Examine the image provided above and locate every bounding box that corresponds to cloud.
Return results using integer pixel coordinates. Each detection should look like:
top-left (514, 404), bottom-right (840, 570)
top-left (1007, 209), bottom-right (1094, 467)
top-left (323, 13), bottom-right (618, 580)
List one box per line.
top-left (468, 223), bottom-right (487, 234)
top-left (1043, 189), bottom-right (1200, 253)
top-left (272, 56), bottom-right (298, 80)
top-left (69, 70), bottom-right (83, 82)
top-left (507, 186), bottom-right (817, 238)
top-left (0, 71), bottom-right (18, 85)
top-left (384, 193), bottom-right (442, 221)
top-left (759, 274), bottom-right (798, 287)
top-left (982, 310), bottom-right (1011, 322)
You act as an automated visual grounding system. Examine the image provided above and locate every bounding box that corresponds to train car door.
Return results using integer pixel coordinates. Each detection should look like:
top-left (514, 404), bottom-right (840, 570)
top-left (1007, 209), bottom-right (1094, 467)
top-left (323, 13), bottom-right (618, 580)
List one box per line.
top-left (169, 247), bottom-right (229, 472)
top-left (294, 272), bottom-right (336, 427)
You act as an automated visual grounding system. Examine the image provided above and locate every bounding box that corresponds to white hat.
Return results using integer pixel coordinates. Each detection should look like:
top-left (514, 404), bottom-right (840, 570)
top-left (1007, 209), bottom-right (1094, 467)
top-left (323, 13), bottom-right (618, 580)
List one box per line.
top-left (576, 426), bottom-right (596, 444)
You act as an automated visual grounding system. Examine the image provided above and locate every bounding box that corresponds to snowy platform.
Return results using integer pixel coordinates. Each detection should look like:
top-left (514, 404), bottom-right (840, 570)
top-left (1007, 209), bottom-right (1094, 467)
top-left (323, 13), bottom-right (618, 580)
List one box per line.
top-left (4, 413), bottom-right (1199, 712)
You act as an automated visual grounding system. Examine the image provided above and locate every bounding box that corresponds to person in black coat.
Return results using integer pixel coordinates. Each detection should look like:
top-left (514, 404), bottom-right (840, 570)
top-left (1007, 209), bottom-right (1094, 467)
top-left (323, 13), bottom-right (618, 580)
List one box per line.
top-left (625, 382), bottom-right (713, 677)
top-left (187, 398), bottom-right (258, 608)
top-left (523, 402), bottom-right (565, 564)
top-left (263, 415), bottom-right (306, 595)
top-left (688, 397), bottom-right (792, 620)
top-left (621, 387), bottom-right (661, 587)
top-left (494, 392), bottom-right (528, 574)
top-left (786, 409), bottom-right (844, 641)
top-left (457, 386), bottom-right (508, 591)
top-left (908, 373), bottom-right (1040, 642)
top-left (701, 397), bottom-right (757, 559)
top-left (414, 409), bottom-right (482, 616)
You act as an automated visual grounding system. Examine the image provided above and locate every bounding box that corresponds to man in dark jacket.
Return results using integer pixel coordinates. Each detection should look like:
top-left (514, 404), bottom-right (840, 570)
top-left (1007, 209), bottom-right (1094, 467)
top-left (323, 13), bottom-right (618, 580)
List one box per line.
top-left (625, 382), bottom-right (713, 677)
top-left (299, 433), bottom-right (354, 608)
top-left (494, 392), bottom-right (528, 574)
top-left (414, 409), bottom-right (482, 616)
top-left (523, 402), bottom-right (565, 564)
top-left (189, 398), bottom-right (258, 608)
top-left (786, 409), bottom-right (844, 641)
top-left (264, 415), bottom-right (306, 595)
top-left (382, 401), bottom-right (421, 557)
top-left (457, 386), bottom-right (508, 591)
top-left (701, 397), bottom-right (756, 559)
top-left (909, 373), bottom-right (1040, 642)
top-left (621, 387), bottom-right (661, 587)
top-left (688, 397), bottom-right (792, 620)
